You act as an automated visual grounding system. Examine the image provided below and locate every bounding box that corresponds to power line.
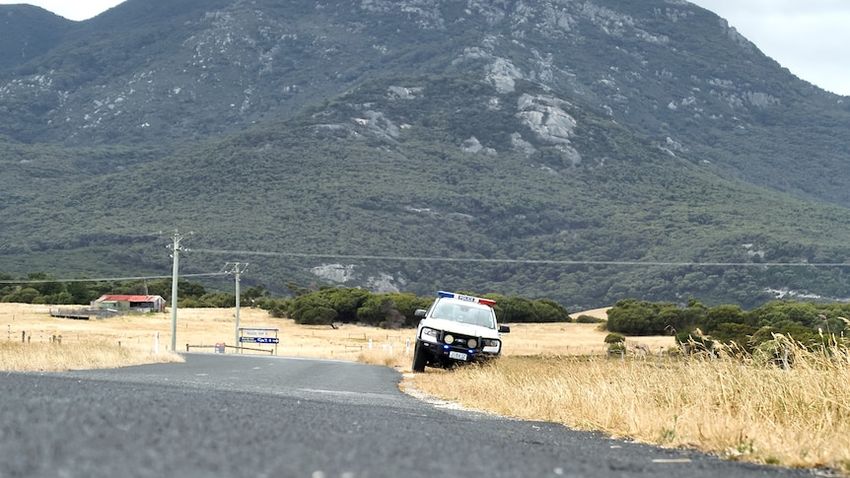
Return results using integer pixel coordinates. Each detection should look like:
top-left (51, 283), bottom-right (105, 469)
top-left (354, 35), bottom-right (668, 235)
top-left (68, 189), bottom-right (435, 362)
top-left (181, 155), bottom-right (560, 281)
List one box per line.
top-left (0, 272), bottom-right (227, 285)
top-left (192, 248), bottom-right (850, 268)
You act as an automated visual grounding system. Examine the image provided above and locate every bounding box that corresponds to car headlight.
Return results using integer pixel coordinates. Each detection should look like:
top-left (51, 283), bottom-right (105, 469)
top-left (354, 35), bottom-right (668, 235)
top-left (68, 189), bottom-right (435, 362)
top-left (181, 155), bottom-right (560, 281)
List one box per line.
top-left (482, 338), bottom-right (501, 348)
top-left (467, 338), bottom-right (478, 349)
top-left (420, 327), bottom-right (439, 343)
top-left (444, 334), bottom-right (455, 345)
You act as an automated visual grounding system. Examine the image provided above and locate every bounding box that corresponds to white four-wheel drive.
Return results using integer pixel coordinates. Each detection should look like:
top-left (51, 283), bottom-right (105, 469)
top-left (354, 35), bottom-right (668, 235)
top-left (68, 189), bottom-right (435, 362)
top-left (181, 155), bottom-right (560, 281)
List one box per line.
top-left (412, 291), bottom-right (510, 372)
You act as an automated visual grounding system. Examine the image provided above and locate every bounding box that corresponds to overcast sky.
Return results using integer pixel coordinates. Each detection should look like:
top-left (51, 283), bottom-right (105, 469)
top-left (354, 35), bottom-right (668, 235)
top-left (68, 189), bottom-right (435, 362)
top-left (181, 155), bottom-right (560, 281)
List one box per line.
top-left (689, 0), bottom-right (850, 96)
top-left (0, 0), bottom-right (124, 21)
top-left (1, 0), bottom-right (848, 96)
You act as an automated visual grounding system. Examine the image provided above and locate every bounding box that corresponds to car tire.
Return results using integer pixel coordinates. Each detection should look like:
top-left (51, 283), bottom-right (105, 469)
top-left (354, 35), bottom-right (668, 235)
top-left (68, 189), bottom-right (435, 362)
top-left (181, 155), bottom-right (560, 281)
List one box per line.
top-left (412, 341), bottom-right (427, 372)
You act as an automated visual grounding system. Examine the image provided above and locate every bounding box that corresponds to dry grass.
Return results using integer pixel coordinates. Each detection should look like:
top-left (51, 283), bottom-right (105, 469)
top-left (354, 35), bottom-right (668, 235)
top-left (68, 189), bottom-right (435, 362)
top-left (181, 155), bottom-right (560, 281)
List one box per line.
top-left (357, 348), bottom-right (411, 368)
top-left (502, 322), bottom-right (672, 356)
top-left (0, 341), bottom-right (182, 372)
top-left (1, 303), bottom-right (661, 372)
top-left (411, 342), bottom-right (850, 473)
top-left (0, 303), bottom-right (418, 370)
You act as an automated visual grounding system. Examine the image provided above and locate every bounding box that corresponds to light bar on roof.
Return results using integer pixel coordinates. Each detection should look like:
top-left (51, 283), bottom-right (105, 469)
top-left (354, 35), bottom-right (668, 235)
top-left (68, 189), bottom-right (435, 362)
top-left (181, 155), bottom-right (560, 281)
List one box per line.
top-left (437, 291), bottom-right (497, 307)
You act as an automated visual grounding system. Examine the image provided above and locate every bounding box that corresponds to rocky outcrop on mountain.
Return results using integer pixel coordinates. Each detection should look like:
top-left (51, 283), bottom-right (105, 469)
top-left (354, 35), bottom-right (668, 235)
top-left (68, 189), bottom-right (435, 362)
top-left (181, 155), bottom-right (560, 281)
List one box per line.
top-left (1, 0), bottom-right (849, 307)
top-left (1, 0), bottom-right (846, 206)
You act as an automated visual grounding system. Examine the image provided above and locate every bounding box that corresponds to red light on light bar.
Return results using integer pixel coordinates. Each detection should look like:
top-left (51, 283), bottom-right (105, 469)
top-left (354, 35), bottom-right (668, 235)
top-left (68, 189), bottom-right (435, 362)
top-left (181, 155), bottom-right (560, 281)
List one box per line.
top-left (478, 299), bottom-right (497, 307)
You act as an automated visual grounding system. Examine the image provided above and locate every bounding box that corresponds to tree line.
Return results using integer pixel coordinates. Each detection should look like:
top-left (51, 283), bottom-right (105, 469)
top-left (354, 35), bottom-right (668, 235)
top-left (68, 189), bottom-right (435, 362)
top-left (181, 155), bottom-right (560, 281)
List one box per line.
top-left (256, 287), bottom-right (571, 329)
top-left (1, 273), bottom-right (570, 328)
top-left (607, 298), bottom-right (850, 350)
top-left (0, 273), bottom-right (265, 308)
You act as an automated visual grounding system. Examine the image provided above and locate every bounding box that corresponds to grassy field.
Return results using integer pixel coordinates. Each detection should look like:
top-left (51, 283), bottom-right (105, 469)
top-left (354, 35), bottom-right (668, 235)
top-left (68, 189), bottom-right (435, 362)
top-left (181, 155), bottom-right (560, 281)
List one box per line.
top-left (4, 303), bottom-right (848, 472)
top-left (410, 344), bottom-right (850, 474)
top-left (0, 340), bottom-right (182, 372)
top-left (0, 303), bottom-right (416, 370)
top-left (0, 303), bottom-right (670, 371)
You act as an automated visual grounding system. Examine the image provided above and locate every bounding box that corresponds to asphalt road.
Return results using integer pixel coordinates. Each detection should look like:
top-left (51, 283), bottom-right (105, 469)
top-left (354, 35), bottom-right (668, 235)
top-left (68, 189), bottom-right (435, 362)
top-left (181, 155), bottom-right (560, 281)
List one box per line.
top-left (0, 354), bottom-right (817, 478)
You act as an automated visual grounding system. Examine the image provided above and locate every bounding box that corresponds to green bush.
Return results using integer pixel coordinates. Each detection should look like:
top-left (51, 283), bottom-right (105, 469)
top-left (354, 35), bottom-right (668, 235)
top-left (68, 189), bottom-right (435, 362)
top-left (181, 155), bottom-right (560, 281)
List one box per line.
top-left (486, 294), bottom-right (570, 324)
top-left (283, 288), bottom-right (567, 329)
top-left (3, 287), bottom-right (41, 304)
top-left (256, 297), bottom-right (291, 318)
top-left (606, 333), bottom-right (626, 356)
top-left (604, 333), bottom-right (625, 344)
top-left (299, 306), bottom-right (338, 325)
top-left (575, 314), bottom-right (605, 324)
top-left (607, 299), bottom-right (700, 335)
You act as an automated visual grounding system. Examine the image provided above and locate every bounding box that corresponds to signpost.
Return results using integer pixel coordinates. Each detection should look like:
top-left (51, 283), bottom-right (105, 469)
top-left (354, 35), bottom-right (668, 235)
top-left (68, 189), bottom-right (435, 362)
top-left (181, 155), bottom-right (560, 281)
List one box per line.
top-left (237, 327), bottom-right (279, 355)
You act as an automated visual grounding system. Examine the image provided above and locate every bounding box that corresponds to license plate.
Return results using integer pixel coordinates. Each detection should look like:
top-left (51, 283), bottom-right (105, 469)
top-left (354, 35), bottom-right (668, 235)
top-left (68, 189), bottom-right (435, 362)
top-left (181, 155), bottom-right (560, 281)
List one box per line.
top-left (449, 351), bottom-right (468, 361)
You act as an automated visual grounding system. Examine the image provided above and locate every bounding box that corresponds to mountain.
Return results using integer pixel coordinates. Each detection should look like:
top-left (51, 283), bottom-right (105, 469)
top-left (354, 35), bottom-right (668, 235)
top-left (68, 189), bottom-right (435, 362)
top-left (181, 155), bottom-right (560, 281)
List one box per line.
top-left (0, 5), bottom-right (73, 71)
top-left (1, 0), bottom-right (849, 309)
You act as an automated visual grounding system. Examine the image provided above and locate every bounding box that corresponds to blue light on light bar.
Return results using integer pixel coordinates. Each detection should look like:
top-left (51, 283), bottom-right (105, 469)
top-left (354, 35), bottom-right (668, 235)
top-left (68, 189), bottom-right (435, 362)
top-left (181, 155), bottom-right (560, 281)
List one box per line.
top-left (436, 291), bottom-right (497, 307)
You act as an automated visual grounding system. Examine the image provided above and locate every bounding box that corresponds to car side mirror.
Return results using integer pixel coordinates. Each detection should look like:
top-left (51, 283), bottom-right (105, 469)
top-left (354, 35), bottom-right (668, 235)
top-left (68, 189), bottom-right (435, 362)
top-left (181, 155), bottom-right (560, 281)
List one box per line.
top-left (499, 325), bottom-right (510, 334)
top-left (414, 309), bottom-right (427, 318)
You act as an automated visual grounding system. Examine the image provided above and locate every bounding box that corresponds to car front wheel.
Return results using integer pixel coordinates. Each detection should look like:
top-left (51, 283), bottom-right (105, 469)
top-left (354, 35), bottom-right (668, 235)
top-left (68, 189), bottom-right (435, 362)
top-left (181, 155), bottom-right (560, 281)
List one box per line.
top-left (412, 341), bottom-right (427, 372)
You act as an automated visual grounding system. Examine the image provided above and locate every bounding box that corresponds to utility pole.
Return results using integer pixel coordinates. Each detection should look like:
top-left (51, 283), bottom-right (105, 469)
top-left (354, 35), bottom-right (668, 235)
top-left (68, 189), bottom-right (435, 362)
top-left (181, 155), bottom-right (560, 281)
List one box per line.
top-left (223, 262), bottom-right (249, 349)
top-left (168, 230), bottom-right (190, 352)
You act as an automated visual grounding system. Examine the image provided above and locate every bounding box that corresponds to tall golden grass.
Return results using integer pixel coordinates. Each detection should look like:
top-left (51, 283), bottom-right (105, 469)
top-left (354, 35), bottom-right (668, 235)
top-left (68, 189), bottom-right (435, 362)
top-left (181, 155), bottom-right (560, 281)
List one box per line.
top-left (0, 340), bottom-right (182, 372)
top-left (411, 337), bottom-right (850, 473)
top-left (1, 303), bottom-right (664, 372)
top-left (0, 303), bottom-right (415, 371)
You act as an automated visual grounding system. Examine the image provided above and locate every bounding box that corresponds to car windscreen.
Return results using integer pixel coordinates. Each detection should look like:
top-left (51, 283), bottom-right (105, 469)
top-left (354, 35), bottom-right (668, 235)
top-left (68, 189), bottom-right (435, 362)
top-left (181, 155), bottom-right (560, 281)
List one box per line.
top-left (431, 300), bottom-right (495, 328)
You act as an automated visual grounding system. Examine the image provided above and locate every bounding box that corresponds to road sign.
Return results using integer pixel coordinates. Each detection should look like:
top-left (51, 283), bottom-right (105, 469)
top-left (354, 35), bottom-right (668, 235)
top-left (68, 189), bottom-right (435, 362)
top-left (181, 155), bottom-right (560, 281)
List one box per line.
top-left (236, 327), bottom-right (280, 353)
top-left (239, 336), bottom-right (280, 344)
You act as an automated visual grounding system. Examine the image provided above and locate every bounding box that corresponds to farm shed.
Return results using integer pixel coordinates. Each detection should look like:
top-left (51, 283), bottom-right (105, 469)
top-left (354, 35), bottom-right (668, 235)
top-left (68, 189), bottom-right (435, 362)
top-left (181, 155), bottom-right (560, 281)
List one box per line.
top-left (92, 294), bottom-right (166, 313)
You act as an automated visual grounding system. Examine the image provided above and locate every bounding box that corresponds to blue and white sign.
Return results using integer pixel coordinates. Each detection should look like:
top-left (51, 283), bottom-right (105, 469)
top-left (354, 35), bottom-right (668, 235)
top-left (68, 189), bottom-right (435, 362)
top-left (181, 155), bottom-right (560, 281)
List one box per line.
top-left (239, 336), bottom-right (280, 344)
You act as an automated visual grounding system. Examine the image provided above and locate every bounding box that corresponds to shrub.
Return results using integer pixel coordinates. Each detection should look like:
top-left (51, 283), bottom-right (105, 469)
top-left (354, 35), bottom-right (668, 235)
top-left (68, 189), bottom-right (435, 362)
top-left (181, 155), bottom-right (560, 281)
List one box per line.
top-left (3, 287), bottom-right (41, 304)
top-left (486, 294), bottom-right (571, 323)
top-left (753, 336), bottom-right (797, 368)
top-left (298, 306), bottom-right (338, 325)
top-left (605, 333), bottom-right (626, 356)
top-left (674, 329), bottom-right (716, 353)
top-left (257, 298), bottom-right (291, 318)
top-left (604, 333), bottom-right (626, 344)
top-left (575, 314), bottom-right (605, 324)
top-left (356, 296), bottom-right (395, 327)
top-left (607, 299), bottom-right (675, 335)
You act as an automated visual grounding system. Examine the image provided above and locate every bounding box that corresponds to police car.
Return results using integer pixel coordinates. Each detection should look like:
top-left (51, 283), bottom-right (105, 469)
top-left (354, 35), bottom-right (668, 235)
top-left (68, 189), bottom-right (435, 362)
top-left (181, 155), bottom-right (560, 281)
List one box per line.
top-left (412, 291), bottom-right (510, 372)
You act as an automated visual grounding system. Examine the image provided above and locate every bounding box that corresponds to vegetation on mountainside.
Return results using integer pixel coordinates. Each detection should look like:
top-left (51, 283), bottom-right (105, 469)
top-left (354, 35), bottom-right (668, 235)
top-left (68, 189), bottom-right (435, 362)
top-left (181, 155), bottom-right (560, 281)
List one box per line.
top-left (0, 5), bottom-right (73, 71)
top-left (2, 0), bottom-right (849, 204)
top-left (1, 1), bottom-right (849, 310)
top-left (3, 76), bottom-right (848, 309)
